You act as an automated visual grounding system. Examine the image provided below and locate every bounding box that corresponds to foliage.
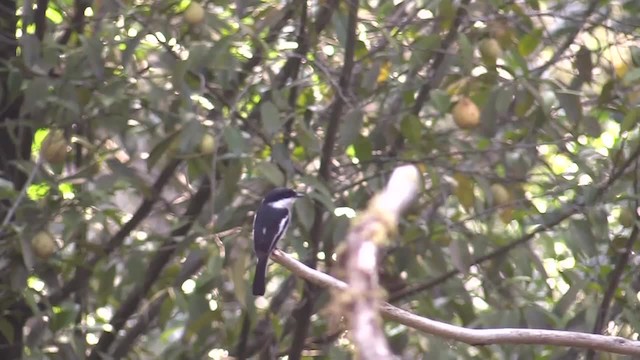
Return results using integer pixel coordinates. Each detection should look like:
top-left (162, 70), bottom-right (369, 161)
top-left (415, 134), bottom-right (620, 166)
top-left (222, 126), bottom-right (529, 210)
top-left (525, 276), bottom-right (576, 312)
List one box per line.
top-left (0, 0), bottom-right (639, 358)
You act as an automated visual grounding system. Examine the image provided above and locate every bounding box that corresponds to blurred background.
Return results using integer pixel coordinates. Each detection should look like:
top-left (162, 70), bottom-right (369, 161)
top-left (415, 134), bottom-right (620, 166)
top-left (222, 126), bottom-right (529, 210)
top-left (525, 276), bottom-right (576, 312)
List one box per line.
top-left (0, 0), bottom-right (639, 358)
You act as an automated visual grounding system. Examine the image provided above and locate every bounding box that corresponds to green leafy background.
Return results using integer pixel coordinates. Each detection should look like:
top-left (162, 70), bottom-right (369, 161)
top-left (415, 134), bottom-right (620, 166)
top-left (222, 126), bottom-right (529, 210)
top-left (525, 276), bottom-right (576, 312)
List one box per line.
top-left (0, 0), bottom-right (639, 359)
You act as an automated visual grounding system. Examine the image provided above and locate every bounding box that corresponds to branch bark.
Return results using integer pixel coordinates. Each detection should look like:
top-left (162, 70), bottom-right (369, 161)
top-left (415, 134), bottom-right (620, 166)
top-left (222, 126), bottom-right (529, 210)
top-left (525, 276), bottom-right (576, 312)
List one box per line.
top-left (271, 250), bottom-right (640, 357)
top-left (341, 165), bottom-right (420, 359)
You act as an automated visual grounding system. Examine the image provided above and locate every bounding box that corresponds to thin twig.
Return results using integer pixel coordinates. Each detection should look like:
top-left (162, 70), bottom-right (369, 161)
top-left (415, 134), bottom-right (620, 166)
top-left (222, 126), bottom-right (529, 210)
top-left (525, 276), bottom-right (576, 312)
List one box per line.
top-left (2, 157), bottom-right (42, 228)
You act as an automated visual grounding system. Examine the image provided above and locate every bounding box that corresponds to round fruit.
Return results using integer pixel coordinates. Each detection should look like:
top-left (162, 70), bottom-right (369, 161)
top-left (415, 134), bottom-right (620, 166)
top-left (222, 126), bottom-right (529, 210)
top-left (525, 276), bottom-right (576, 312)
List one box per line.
top-left (31, 231), bottom-right (56, 259)
top-left (619, 208), bottom-right (636, 228)
top-left (452, 97), bottom-right (480, 129)
top-left (490, 184), bottom-right (510, 206)
top-left (183, 2), bottom-right (205, 25)
top-left (198, 133), bottom-right (215, 154)
top-left (41, 130), bottom-right (68, 164)
top-left (479, 38), bottom-right (502, 64)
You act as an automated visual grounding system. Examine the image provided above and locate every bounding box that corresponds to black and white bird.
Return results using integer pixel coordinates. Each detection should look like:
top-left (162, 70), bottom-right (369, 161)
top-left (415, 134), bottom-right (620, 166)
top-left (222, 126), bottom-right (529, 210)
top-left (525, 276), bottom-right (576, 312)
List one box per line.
top-left (252, 187), bottom-right (304, 296)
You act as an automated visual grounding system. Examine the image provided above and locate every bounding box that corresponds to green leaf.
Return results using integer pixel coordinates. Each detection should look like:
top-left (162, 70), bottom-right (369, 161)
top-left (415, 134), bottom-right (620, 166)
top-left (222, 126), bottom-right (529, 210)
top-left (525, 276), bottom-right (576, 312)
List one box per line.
top-left (575, 46), bottom-right (593, 83)
top-left (623, 67), bottom-right (640, 86)
top-left (598, 80), bottom-right (615, 106)
top-left (0, 317), bottom-right (15, 344)
top-left (105, 159), bottom-right (151, 198)
top-left (178, 120), bottom-right (206, 153)
top-left (622, 108), bottom-right (640, 132)
top-left (454, 173), bottom-right (475, 211)
top-left (51, 305), bottom-right (79, 332)
top-left (430, 89), bottom-right (451, 114)
top-left (22, 77), bottom-right (49, 115)
top-left (518, 28), bottom-right (543, 57)
top-left (294, 197), bottom-right (315, 231)
top-left (229, 246), bottom-right (248, 306)
top-left (158, 296), bottom-right (174, 329)
top-left (566, 219), bottom-right (597, 256)
top-left (255, 162), bottom-right (284, 186)
top-left (223, 127), bottom-right (248, 156)
top-left (296, 121), bottom-right (320, 156)
top-left (338, 109), bottom-right (363, 148)
top-left (457, 33), bottom-right (474, 73)
top-left (495, 86), bottom-right (513, 116)
top-left (353, 135), bottom-right (373, 162)
top-left (400, 115), bottom-right (422, 145)
top-left (556, 90), bottom-right (583, 123)
top-left (84, 36), bottom-right (106, 79)
top-left (300, 176), bottom-right (335, 211)
top-left (147, 130), bottom-right (182, 171)
top-left (260, 101), bottom-right (283, 137)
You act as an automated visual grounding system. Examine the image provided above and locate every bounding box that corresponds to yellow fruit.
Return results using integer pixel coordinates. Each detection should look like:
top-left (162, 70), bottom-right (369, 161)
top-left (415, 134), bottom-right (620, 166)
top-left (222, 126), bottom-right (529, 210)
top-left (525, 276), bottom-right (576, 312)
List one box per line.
top-left (31, 231), bottom-right (56, 259)
top-left (183, 2), bottom-right (205, 25)
top-left (490, 184), bottom-right (510, 206)
top-left (479, 38), bottom-right (502, 64)
top-left (41, 130), bottom-right (68, 164)
top-left (452, 97), bottom-right (480, 129)
top-left (619, 208), bottom-right (636, 228)
top-left (198, 133), bottom-right (215, 154)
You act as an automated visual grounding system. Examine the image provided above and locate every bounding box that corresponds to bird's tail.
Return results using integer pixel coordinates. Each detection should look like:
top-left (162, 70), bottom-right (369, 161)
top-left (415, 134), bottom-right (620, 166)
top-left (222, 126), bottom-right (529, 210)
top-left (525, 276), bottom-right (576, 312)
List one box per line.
top-left (252, 257), bottom-right (268, 296)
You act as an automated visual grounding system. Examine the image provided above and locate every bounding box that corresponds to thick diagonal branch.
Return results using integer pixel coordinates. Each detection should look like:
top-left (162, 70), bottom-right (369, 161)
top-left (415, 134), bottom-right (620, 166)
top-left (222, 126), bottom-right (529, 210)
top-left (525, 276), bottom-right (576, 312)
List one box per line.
top-left (88, 177), bottom-right (211, 359)
top-left (50, 159), bottom-right (181, 305)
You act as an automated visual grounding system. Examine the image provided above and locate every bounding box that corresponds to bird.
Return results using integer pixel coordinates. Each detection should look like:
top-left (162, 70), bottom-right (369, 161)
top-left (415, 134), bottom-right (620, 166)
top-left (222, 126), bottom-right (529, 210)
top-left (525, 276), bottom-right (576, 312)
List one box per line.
top-left (252, 187), bottom-right (304, 296)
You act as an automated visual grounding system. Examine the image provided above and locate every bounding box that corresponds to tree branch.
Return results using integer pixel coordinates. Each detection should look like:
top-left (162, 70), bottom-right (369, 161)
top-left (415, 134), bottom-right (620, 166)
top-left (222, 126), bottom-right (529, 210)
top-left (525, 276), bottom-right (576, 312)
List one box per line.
top-left (586, 159), bottom-right (640, 360)
top-left (34, 0), bottom-right (48, 41)
top-left (88, 177), bottom-right (211, 358)
top-left (412, 0), bottom-right (470, 115)
top-left (271, 250), bottom-right (640, 357)
top-left (57, 0), bottom-right (88, 45)
top-left (109, 249), bottom-right (207, 358)
top-left (341, 165), bottom-right (420, 359)
top-left (288, 1), bottom-right (356, 358)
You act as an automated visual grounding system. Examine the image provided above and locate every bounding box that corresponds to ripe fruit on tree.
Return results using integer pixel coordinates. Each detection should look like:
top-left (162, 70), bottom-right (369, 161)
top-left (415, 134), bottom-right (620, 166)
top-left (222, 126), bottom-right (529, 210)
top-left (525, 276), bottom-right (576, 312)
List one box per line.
top-left (31, 231), bottom-right (56, 259)
top-left (41, 129), bottom-right (68, 164)
top-left (479, 38), bottom-right (502, 64)
top-left (198, 133), bottom-right (215, 154)
top-left (184, 2), bottom-right (205, 25)
top-left (490, 184), bottom-right (510, 206)
top-left (452, 97), bottom-right (480, 129)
